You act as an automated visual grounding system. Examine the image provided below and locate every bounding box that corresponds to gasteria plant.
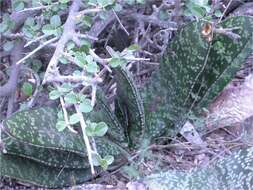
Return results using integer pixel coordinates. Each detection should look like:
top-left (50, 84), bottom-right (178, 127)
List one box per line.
top-left (1, 15), bottom-right (253, 188)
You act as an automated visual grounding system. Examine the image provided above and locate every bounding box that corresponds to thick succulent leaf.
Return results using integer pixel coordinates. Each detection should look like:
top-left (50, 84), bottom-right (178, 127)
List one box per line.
top-left (3, 107), bottom-right (86, 154)
top-left (1, 106), bottom-right (129, 187)
top-left (114, 68), bottom-right (145, 146)
top-left (141, 16), bottom-right (253, 138)
top-left (87, 90), bottom-right (127, 143)
top-left (2, 131), bottom-right (90, 169)
top-left (2, 107), bottom-right (90, 169)
top-left (141, 147), bottom-right (253, 190)
top-left (161, 16), bottom-right (253, 122)
top-left (0, 153), bottom-right (92, 188)
top-left (196, 16), bottom-right (253, 109)
top-left (139, 73), bottom-right (176, 139)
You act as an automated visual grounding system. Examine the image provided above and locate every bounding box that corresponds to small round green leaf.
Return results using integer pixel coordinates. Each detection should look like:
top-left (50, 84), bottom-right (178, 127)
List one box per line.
top-left (56, 120), bottom-right (67, 131)
top-left (49, 90), bottom-right (62, 100)
top-left (79, 99), bottom-right (93, 113)
top-left (59, 0), bottom-right (70, 3)
top-left (86, 62), bottom-right (98, 73)
top-left (3, 41), bottom-right (14, 51)
top-left (13, 1), bottom-right (25, 11)
top-left (59, 56), bottom-right (69, 64)
top-left (69, 113), bottom-right (80, 125)
top-left (21, 82), bottom-right (33, 96)
top-left (50, 15), bottom-right (61, 27)
top-left (42, 24), bottom-right (57, 35)
top-left (104, 155), bottom-right (114, 165)
top-left (94, 122), bottom-right (108, 136)
top-left (109, 57), bottom-right (127, 68)
top-left (64, 92), bottom-right (78, 104)
top-left (99, 159), bottom-right (108, 170)
top-left (91, 153), bottom-right (102, 166)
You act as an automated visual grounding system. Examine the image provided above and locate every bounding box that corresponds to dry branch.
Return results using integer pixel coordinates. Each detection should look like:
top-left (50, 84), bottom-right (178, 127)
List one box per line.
top-left (42, 0), bottom-right (82, 84)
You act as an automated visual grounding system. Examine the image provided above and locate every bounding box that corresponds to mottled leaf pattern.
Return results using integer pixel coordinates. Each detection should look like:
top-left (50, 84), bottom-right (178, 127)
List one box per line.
top-left (139, 73), bottom-right (176, 138)
top-left (1, 107), bottom-right (128, 187)
top-left (2, 132), bottom-right (89, 169)
top-left (3, 107), bottom-right (86, 153)
top-left (0, 153), bottom-right (93, 188)
top-left (142, 147), bottom-right (253, 190)
top-left (87, 90), bottom-right (126, 143)
top-left (115, 68), bottom-right (145, 146)
top-left (140, 16), bottom-right (253, 137)
top-left (1, 16), bottom-right (253, 188)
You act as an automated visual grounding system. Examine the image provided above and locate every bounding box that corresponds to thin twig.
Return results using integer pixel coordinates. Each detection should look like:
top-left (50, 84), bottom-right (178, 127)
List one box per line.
top-left (17, 3), bottom-right (57, 13)
top-left (76, 33), bottom-right (98, 41)
top-left (91, 84), bottom-right (97, 107)
top-left (80, 67), bottom-right (107, 94)
top-left (76, 8), bottom-right (101, 17)
top-left (59, 96), bottom-right (77, 133)
top-left (16, 37), bottom-right (58, 65)
top-left (218, 0), bottom-right (233, 23)
top-left (112, 9), bottom-right (129, 36)
top-left (24, 34), bottom-right (50, 48)
top-left (45, 75), bottom-right (103, 84)
top-left (89, 49), bottom-right (112, 73)
top-left (74, 104), bottom-right (96, 175)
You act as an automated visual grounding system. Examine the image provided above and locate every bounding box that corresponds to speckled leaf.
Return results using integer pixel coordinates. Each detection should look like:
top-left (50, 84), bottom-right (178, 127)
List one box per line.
top-left (2, 131), bottom-right (90, 169)
top-left (141, 16), bottom-right (253, 138)
top-left (161, 16), bottom-right (253, 124)
top-left (141, 147), bottom-right (253, 190)
top-left (0, 153), bottom-right (93, 188)
top-left (2, 107), bottom-right (91, 169)
top-left (1, 106), bottom-right (130, 187)
top-left (196, 16), bottom-right (253, 109)
top-left (3, 107), bottom-right (86, 153)
top-left (115, 68), bottom-right (145, 146)
top-left (139, 72), bottom-right (176, 139)
top-left (87, 90), bottom-right (127, 143)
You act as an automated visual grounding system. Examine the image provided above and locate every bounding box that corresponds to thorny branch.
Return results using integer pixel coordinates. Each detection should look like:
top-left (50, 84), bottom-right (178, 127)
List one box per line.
top-left (42, 0), bottom-right (83, 84)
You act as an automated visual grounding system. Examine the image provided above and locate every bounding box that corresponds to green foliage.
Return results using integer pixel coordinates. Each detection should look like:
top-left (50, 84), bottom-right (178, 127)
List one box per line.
top-left (86, 121), bottom-right (108, 137)
top-left (115, 68), bottom-right (145, 147)
top-left (3, 41), bottom-right (15, 51)
top-left (21, 82), bottom-right (33, 96)
top-left (1, 16), bottom-right (253, 188)
top-left (141, 147), bottom-right (253, 190)
top-left (140, 16), bottom-right (253, 138)
top-left (0, 14), bottom-right (15, 33)
top-left (184, 0), bottom-right (210, 17)
top-left (0, 107), bottom-right (127, 188)
top-left (22, 17), bottom-right (41, 39)
top-left (92, 153), bottom-right (114, 170)
top-left (12, 0), bottom-right (25, 11)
